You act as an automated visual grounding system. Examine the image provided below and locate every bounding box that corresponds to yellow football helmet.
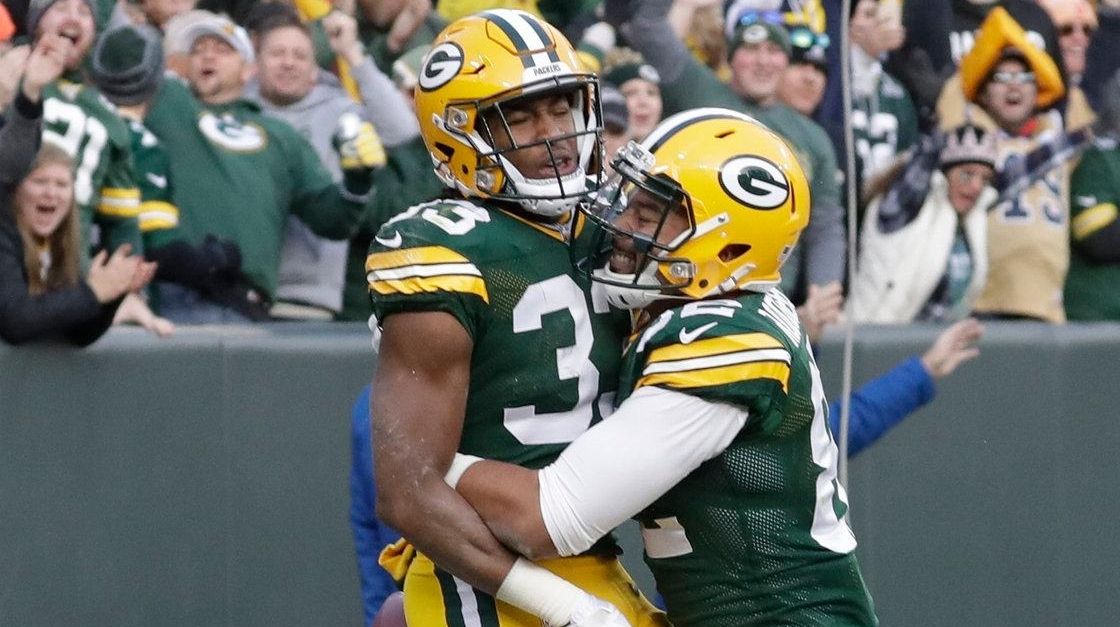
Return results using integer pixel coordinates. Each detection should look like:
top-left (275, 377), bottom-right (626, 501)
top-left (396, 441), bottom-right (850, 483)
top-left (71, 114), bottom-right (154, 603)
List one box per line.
top-left (584, 108), bottom-right (811, 309)
top-left (414, 9), bottom-right (601, 217)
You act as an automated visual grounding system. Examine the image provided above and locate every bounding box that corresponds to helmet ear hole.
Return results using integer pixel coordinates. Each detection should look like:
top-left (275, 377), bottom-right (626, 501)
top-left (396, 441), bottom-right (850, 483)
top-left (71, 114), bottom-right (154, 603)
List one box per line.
top-left (718, 243), bottom-right (751, 263)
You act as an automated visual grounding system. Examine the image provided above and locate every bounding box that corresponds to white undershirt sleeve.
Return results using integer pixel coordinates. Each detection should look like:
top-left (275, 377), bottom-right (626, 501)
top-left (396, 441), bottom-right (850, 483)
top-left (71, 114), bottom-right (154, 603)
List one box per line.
top-left (538, 385), bottom-right (749, 556)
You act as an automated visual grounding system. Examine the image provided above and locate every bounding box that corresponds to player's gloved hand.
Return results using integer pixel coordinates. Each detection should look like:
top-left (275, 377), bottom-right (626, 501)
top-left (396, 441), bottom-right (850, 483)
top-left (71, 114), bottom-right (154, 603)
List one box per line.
top-left (335, 113), bottom-right (387, 171)
top-left (565, 593), bottom-right (634, 627)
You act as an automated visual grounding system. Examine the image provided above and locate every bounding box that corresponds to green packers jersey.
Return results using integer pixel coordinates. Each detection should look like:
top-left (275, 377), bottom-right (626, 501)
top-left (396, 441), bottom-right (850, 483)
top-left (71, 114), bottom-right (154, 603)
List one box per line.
top-left (366, 199), bottom-right (628, 468)
top-left (143, 78), bottom-right (364, 298)
top-left (1065, 141), bottom-right (1120, 321)
top-left (619, 289), bottom-right (876, 626)
top-left (43, 79), bottom-right (142, 257)
top-left (852, 74), bottom-right (919, 213)
top-left (124, 119), bottom-right (181, 246)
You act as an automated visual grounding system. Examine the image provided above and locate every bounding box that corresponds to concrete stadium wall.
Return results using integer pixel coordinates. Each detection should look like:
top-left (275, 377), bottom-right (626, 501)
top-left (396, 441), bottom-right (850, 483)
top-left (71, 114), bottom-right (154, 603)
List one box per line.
top-left (1, 322), bottom-right (1118, 626)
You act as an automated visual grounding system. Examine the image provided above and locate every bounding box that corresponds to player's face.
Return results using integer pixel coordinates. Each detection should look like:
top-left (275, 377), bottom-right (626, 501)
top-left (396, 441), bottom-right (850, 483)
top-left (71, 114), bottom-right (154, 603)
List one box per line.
top-left (979, 58), bottom-right (1037, 132)
top-left (36, 0), bottom-right (95, 70)
top-left (188, 35), bottom-right (249, 104)
top-left (483, 91), bottom-right (580, 180)
top-left (945, 163), bottom-right (994, 215)
top-left (16, 162), bottom-right (74, 239)
top-left (619, 78), bottom-right (662, 142)
top-left (778, 62), bottom-right (827, 116)
top-left (607, 187), bottom-right (689, 275)
top-left (139, 0), bottom-right (196, 29)
top-left (257, 26), bottom-right (318, 106)
top-left (729, 41), bottom-right (789, 107)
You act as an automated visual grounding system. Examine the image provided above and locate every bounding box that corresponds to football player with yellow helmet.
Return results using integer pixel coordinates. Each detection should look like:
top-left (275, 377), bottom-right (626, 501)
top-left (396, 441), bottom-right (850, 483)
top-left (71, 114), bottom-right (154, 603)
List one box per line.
top-left (367, 9), bottom-right (666, 627)
top-left (445, 108), bottom-right (879, 626)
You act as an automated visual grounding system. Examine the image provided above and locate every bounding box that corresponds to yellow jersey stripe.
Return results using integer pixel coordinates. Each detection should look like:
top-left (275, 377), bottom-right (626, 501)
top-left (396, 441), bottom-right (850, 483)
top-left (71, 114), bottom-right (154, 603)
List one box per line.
top-left (100, 187), bottom-right (141, 200)
top-left (1071, 202), bottom-right (1118, 240)
top-left (138, 201), bottom-right (179, 231)
top-left (638, 360), bottom-right (791, 393)
top-left (369, 275), bottom-right (489, 302)
top-left (97, 197), bottom-right (141, 217)
top-left (138, 200), bottom-right (179, 225)
top-left (366, 246), bottom-right (470, 272)
top-left (647, 332), bottom-right (784, 364)
top-left (643, 347), bottom-right (791, 376)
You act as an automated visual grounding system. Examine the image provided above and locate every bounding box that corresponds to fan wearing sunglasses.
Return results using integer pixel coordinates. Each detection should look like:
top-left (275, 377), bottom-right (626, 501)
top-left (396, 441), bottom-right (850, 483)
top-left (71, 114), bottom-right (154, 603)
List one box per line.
top-left (956, 8), bottom-right (1073, 323)
top-left (1036, 0), bottom-right (1097, 86)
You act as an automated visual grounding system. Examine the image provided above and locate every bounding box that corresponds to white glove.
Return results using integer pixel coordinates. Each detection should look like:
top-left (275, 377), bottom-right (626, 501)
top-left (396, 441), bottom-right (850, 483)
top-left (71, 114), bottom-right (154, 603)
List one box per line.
top-left (567, 593), bottom-right (634, 627)
top-left (496, 558), bottom-right (635, 627)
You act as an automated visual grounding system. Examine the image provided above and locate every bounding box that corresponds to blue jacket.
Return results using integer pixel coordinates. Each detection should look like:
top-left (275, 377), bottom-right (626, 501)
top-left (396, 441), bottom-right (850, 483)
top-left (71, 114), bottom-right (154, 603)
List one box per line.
top-left (828, 356), bottom-right (935, 457)
top-left (350, 386), bottom-right (401, 626)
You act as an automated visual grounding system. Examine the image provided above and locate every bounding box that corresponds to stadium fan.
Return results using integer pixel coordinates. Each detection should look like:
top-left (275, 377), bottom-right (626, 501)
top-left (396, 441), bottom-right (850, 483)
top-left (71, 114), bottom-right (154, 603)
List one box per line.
top-left (601, 51), bottom-right (663, 143)
top-left (852, 124), bottom-right (998, 324)
top-left (30, 0), bottom-right (145, 264)
top-left (954, 8), bottom-right (1071, 322)
top-left (1, 144), bottom-right (157, 345)
top-left (141, 13), bottom-right (379, 323)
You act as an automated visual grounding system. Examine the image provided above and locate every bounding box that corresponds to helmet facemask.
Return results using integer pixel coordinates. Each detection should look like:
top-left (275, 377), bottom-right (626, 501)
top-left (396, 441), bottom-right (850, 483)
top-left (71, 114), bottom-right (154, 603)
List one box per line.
top-left (446, 77), bottom-right (603, 218)
top-left (581, 142), bottom-right (698, 309)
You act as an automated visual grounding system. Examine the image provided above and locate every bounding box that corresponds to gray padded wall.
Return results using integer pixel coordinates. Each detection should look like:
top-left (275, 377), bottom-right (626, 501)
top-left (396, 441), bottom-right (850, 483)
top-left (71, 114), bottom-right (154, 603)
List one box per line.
top-left (2, 323), bottom-right (1118, 626)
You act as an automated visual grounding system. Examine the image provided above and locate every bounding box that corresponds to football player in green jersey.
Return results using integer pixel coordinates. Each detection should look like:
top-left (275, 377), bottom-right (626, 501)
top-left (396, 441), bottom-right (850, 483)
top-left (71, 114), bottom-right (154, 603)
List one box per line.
top-left (32, 0), bottom-right (143, 259)
top-left (446, 108), bottom-right (879, 626)
top-left (367, 9), bottom-right (666, 627)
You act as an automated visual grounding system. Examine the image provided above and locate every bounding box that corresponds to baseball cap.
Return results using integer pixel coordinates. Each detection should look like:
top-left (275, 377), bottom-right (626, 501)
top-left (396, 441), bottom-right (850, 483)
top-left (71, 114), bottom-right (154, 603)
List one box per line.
top-left (90, 24), bottom-right (165, 106)
top-left (728, 12), bottom-right (792, 58)
top-left (183, 14), bottom-right (254, 63)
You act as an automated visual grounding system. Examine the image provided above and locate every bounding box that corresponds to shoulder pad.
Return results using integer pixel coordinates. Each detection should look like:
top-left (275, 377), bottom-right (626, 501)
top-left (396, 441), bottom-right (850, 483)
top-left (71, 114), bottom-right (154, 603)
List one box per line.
top-left (633, 296), bottom-right (795, 393)
top-left (366, 199), bottom-right (494, 303)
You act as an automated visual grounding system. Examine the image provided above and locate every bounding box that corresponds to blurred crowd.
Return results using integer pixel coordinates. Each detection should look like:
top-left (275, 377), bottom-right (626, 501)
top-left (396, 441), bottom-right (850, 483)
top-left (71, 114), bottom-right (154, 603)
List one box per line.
top-left (0, 0), bottom-right (1117, 344)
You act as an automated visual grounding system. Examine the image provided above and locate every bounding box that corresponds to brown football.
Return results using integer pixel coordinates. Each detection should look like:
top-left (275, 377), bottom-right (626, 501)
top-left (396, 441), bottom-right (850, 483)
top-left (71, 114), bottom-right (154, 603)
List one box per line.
top-left (372, 592), bottom-right (406, 627)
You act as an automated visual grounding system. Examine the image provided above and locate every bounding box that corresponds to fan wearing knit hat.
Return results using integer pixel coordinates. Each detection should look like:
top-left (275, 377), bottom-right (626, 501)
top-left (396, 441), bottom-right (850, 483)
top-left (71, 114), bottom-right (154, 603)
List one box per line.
top-left (602, 50), bottom-right (662, 142)
top-left (33, 0), bottom-right (145, 262)
top-left (851, 124), bottom-right (997, 324)
top-left (26, 0), bottom-right (96, 74)
top-left (89, 24), bottom-right (182, 240)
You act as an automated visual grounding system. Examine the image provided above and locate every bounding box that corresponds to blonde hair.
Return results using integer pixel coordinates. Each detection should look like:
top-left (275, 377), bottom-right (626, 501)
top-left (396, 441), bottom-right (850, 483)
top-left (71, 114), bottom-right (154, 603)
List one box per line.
top-left (14, 144), bottom-right (81, 295)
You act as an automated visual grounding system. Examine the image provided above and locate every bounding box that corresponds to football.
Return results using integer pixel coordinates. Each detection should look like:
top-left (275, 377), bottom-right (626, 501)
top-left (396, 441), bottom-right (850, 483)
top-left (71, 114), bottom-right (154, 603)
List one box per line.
top-left (372, 592), bottom-right (406, 627)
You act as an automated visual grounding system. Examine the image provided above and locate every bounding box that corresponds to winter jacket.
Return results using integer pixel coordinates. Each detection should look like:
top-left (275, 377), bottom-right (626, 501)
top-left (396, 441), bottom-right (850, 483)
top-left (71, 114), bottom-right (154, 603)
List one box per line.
top-left (852, 170), bottom-right (993, 324)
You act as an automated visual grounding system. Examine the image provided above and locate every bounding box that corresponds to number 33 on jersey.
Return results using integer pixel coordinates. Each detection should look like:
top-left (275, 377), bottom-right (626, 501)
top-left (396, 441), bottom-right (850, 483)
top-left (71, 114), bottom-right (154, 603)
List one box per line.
top-left (365, 199), bottom-right (628, 467)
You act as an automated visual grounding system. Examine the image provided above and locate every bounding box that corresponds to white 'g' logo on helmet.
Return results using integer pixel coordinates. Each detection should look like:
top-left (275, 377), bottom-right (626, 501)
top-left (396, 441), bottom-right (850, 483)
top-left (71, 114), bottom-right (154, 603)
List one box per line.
top-left (419, 42), bottom-right (465, 91)
top-left (718, 156), bottom-right (791, 210)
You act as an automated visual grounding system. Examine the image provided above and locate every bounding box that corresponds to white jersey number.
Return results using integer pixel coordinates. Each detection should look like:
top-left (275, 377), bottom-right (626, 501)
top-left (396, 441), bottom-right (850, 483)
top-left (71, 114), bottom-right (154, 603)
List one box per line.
top-left (807, 350), bottom-right (858, 553)
top-left (43, 99), bottom-right (108, 206)
top-left (503, 275), bottom-right (610, 445)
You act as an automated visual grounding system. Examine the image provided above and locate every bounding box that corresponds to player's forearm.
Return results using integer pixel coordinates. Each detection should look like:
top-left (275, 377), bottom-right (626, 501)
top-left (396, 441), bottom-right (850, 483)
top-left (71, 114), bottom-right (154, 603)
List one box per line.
top-left (454, 460), bottom-right (560, 560)
top-left (375, 470), bottom-right (517, 594)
